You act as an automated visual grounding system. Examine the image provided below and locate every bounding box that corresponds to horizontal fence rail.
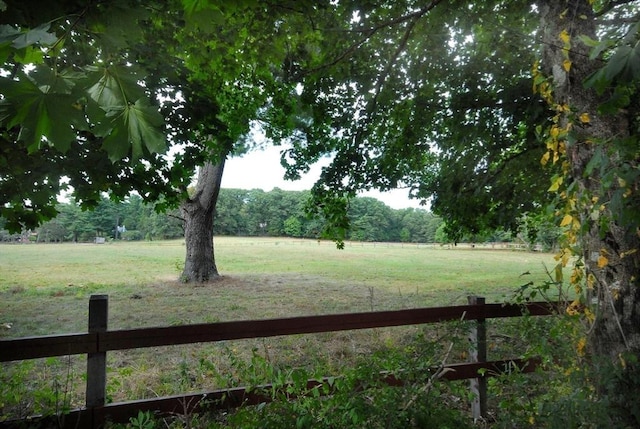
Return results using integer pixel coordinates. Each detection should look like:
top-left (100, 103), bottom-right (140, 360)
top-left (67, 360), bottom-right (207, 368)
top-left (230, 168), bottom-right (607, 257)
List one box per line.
top-left (0, 296), bottom-right (558, 428)
top-left (0, 301), bottom-right (556, 362)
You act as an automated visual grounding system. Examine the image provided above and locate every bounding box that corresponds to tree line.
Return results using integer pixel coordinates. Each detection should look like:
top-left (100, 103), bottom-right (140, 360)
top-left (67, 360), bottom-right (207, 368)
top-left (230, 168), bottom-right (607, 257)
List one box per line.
top-left (0, 188), bottom-right (531, 245)
top-left (0, 189), bottom-right (442, 244)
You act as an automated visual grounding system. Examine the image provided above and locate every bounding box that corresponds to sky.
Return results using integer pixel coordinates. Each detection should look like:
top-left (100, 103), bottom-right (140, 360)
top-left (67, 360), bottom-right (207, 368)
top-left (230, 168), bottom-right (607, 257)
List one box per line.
top-left (220, 145), bottom-right (427, 210)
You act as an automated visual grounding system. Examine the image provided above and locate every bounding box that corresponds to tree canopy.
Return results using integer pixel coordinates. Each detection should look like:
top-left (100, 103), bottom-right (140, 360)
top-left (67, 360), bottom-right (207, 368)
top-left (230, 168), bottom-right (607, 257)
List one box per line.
top-left (2, 0), bottom-right (555, 241)
top-left (2, 1), bottom-right (640, 421)
top-left (274, 1), bottom-right (554, 242)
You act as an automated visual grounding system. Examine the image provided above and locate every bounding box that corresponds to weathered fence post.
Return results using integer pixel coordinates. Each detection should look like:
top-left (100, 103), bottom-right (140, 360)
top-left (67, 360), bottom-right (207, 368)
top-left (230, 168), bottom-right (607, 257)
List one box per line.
top-left (468, 295), bottom-right (487, 421)
top-left (86, 294), bottom-right (108, 427)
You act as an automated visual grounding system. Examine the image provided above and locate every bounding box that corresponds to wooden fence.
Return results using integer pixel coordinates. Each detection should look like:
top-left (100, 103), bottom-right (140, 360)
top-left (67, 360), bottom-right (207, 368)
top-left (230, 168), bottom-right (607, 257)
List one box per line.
top-left (0, 295), bottom-right (557, 428)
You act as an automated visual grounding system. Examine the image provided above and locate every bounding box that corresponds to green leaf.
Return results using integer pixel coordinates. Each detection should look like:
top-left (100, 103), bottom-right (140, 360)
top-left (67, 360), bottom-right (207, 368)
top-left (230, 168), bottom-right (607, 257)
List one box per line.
top-left (181, 0), bottom-right (215, 14)
top-left (125, 98), bottom-right (166, 159)
top-left (98, 98), bottom-right (166, 162)
top-left (605, 45), bottom-right (632, 81)
top-left (87, 68), bottom-right (127, 112)
top-left (578, 34), bottom-right (614, 60)
top-left (12, 45), bottom-right (44, 64)
top-left (11, 23), bottom-right (57, 49)
top-left (0, 24), bottom-right (21, 44)
top-left (87, 66), bottom-right (146, 113)
top-left (585, 146), bottom-right (604, 177)
top-left (45, 95), bottom-right (85, 152)
top-left (0, 69), bottom-right (86, 152)
top-left (554, 263), bottom-right (563, 283)
top-left (101, 114), bottom-right (130, 161)
top-left (0, 42), bottom-right (11, 63)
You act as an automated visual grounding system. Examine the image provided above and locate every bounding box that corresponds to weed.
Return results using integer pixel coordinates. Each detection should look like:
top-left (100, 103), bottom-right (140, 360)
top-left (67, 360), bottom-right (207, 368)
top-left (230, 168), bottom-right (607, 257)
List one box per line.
top-left (128, 410), bottom-right (156, 429)
top-left (0, 356), bottom-right (80, 425)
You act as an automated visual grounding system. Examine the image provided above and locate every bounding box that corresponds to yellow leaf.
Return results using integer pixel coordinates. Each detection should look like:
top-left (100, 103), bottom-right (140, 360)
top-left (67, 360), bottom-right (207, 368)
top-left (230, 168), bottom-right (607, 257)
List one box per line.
top-left (574, 281), bottom-right (583, 294)
top-left (559, 29), bottom-right (571, 45)
top-left (560, 214), bottom-right (573, 227)
top-left (579, 112), bottom-right (590, 123)
top-left (584, 307), bottom-right (595, 323)
top-left (550, 126), bottom-right (560, 138)
top-left (612, 287), bottom-right (620, 300)
top-left (570, 266), bottom-right (583, 284)
top-left (618, 177), bottom-right (627, 187)
top-left (531, 60), bottom-right (540, 73)
top-left (548, 176), bottom-right (563, 192)
top-left (597, 254), bottom-right (608, 268)
top-left (541, 151), bottom-right (550, 166)
top-left (566, 300), bottom-right (579, 315)
top-left (576, 337), bottom-right (587, 356)
top-left (563, 59), bottom-right (572, 72)
top-left (554, 263), bottom-right (563, 283)
top-left (587, 273), bottom-right (596, 289)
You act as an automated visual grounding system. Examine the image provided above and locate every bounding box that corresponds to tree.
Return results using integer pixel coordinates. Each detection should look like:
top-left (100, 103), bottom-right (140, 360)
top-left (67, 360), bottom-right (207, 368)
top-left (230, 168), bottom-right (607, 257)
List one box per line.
top-left (312, 0), bottom-right (640, 422)
top-left (275, 1), bottom-right (552, 244)
top-left (347, 197), bottom-right (394, 242)
top-left (4, 1), bottom-right (639, 418)
top-left (283, 216), bottom-right (303, 238)
top-left (536, 1), bottom-right (640, 424)
top-left (260, 0), bottom-right (640, 421)
top-left (214, 189), bottom-right (250, 236)
top-left (0, 0), bottom-right (321, 282)
top-left (0, 1), bottom-right (176, 232)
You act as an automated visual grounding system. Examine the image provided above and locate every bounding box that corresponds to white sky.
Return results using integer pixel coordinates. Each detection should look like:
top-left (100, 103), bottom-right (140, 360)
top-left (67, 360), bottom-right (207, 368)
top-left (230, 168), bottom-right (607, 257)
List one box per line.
top-left (221, 145), bottom-right (426, 210)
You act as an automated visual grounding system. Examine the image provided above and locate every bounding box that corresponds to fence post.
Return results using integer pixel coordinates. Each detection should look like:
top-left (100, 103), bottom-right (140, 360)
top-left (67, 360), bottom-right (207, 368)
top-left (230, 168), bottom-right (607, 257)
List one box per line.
top-left (86, 294), bottom-right (108, 427)
top-left (468, 295), bottom-right (487, 421)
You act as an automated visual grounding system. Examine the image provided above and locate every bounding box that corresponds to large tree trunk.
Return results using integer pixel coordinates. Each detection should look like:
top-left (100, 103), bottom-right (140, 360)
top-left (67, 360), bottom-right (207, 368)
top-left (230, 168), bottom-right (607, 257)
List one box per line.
top-left (180, 160), bottom-right (226, 282)
top-left (540, 1), bottom-right (640, 424)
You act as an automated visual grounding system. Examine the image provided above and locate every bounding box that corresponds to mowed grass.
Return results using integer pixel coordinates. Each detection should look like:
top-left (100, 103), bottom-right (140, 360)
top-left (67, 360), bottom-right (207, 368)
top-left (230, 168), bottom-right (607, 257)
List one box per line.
top-left (0, 237), bottom-right (561, 410)
top-left (0, 237), bottom-right (557, 338)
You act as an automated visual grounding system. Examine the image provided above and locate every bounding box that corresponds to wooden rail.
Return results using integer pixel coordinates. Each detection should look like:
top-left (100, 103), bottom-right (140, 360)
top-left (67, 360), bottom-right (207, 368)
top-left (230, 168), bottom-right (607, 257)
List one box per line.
top-left (0, 295), bottom-right (557, 428)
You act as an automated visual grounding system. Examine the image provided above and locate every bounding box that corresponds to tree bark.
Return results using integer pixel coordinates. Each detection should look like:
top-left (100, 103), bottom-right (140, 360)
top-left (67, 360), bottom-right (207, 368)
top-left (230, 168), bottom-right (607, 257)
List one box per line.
top-left (180, 160), bottom-right (226, 282)
top-left (540, 1), bottom-right (640, 424)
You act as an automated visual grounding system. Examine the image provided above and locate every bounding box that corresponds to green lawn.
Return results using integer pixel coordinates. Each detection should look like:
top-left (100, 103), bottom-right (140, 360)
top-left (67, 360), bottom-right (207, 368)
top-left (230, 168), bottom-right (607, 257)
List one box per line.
top-left (0, 237), bottom-right (561, 412)
top-left (0, 237), bottom-right (558, 337)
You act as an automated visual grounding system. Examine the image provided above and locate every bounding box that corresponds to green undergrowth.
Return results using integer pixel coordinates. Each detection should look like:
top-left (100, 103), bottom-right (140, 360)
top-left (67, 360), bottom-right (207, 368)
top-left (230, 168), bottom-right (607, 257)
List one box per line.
top-left (3, 239), bottom-right (597, 427)
top-left (2, 310), bottom-right (612, 428)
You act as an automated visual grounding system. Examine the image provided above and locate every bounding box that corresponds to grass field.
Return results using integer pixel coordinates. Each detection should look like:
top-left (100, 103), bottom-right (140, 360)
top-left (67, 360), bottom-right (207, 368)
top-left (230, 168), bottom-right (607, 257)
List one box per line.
top-left (0, 237), bottom-right (562, 419)
top-left (0, 238), bottom-right (558, 337)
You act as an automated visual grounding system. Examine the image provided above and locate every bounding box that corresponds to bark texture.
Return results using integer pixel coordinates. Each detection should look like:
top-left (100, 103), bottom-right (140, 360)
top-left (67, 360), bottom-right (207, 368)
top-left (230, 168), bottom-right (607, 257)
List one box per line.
top-left (180, 160), bottom-right (226, 282)
top-left (540, 0), bottom-right (640, 424)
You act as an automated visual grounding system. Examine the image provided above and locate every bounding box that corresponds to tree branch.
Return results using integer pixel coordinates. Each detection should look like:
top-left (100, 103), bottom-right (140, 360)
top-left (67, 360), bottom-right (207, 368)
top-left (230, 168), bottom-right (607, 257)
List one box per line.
top-left (595, 0), bottom-right (638, 17)
top-left (301, 0), bottom-right (444, 77)
top-left (367, 8), bottom-right (427, 113)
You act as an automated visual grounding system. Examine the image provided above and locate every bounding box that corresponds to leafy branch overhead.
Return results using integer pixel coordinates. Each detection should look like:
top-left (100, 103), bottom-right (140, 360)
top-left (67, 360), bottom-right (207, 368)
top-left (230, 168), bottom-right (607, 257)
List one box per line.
top-left (0, 3), bottom-right (167, 161)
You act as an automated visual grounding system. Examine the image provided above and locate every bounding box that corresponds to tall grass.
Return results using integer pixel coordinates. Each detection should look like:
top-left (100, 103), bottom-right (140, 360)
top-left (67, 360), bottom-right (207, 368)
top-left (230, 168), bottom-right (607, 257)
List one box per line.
top-left (1, 238), bottom-right (563, 423)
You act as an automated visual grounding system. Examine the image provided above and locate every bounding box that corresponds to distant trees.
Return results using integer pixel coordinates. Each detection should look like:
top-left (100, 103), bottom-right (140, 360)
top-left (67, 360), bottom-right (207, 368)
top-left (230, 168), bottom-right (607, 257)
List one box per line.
top-left (1, 188), bottom-right (536, 246)
top-left (1, 195), bottom-right (181, 243)
top-left (213, 189), bottom-right (450, 243)
top-left (1, 190), bottom-right (480, 244)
